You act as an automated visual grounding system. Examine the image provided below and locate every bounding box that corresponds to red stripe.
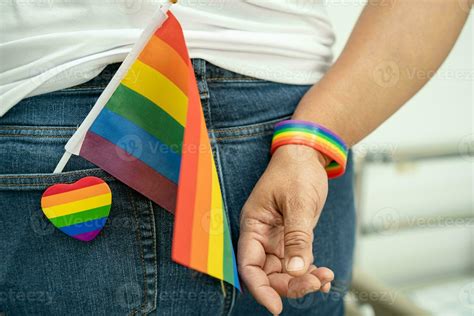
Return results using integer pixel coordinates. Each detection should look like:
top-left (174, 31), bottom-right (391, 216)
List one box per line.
top-left (138, 35), bottom-right (189, 94)
top-left (326, 168), bottom-right (344, 178)
top-left (172, 61), bottom-right (201, 267)
top-left (155, 12), bottom-right (189, 64)
top-left (42, 176), bottom-right (104, 197)
top-left (80, 131), bottom-right (178, 211)
top-left (189, 116), bottom-right (211, 271)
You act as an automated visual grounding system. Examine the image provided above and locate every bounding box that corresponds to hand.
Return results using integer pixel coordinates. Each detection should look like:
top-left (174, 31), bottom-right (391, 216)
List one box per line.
top-left (238, 145), bottom-right (334, 315)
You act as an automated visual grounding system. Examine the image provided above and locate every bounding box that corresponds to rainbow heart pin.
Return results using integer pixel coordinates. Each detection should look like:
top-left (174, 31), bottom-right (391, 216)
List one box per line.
top-left (41, 176), bottom-right (112, 241)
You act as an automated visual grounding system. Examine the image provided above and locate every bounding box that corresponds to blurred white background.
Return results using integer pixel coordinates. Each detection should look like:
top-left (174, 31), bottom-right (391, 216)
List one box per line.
top-left (326, 1), bottom-right (473, 315)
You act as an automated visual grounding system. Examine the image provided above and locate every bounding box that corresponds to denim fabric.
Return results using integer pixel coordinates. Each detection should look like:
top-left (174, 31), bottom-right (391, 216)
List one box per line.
top-left (0, 59), bottom-right (355, 316)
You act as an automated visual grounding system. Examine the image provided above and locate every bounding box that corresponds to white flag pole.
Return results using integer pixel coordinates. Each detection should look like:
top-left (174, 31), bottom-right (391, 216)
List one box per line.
top-left (53, 152), bottom-right (72, 174)
top-left (53, 1), bottom-right (174, 174)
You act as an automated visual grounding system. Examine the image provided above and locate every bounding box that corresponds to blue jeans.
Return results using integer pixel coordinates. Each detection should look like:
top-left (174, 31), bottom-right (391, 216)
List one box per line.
top-left (0, 59), bottom-right (355, 316)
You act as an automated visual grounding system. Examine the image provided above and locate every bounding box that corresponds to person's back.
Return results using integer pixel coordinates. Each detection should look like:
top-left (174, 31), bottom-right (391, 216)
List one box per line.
top-left (0, 0), bottom-right (335, 115)
top-left (2, 1), bottom-right (470, 315)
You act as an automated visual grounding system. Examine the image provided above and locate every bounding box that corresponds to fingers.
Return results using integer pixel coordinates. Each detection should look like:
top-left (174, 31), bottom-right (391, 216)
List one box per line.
top-left (241, 265), bottom-right (283, 315)
top-left (284, 265), bottom-right (335, 298)
top-left (281, 196), bottom-right (317, 276)
top-left (270, 264), bottom-right (333, 299)
top-left (263, 254), bottom-right (281, 275)
top-left (268, 273), bottom-right (292, 296)
top-left (287, 273), bottom-right (321, 298)
top-left (321, 282), bottom-right (331, 293)
top-left (238, 234), bottom-right (283, 315)
top-left (310, 266), bottom-right (334, 293)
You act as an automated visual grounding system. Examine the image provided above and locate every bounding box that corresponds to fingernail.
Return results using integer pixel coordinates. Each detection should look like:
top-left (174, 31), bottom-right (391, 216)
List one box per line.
top-left (287, 256), bottom-right (305, 271)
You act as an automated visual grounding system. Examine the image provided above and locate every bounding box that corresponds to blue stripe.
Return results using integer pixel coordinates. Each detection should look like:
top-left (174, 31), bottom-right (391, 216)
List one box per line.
top-left (59, 217), bottom-right (108, 236)
top-left (89, 108), bottom-right (181, 183)
top-left (274, 124), bottom-right (347, 150)
top-left (232, 252), bottom-right (241, 290)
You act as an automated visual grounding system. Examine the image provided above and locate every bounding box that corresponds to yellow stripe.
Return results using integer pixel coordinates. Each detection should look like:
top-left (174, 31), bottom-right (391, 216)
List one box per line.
top-left (41, 183), bottom-right (110, 208)
top-left (42, 193), bottom-right (112, 218)
top-left (207, 161), bottom-right (224, 280)
top-left (121, 60), bottom-right (188, 126)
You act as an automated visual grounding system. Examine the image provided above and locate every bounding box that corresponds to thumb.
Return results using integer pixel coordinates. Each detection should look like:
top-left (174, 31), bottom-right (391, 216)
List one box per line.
top-left (282, 197), bottom-right (317, 277)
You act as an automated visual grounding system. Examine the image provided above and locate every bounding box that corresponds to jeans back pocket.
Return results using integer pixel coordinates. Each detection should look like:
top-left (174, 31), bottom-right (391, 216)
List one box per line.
top-left (0, 168), bottom-right (158, 316)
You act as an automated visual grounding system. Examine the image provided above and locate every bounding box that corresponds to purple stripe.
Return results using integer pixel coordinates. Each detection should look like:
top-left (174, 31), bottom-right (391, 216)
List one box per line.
top-left (274, 119), bottom-right (347, 150)
top-left (80, 131), bottom-right (177, 212)
top-left (59, 217), bottom-right (108, 236)
top-left (73, 229), bottom-right (102, 242)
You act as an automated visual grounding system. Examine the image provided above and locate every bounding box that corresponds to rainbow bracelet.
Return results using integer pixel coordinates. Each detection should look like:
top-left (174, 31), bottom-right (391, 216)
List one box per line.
top-left (271, 120), bottom-right (348, 178)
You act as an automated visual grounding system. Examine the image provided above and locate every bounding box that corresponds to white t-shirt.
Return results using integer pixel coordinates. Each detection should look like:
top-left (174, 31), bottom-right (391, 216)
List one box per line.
top-left (0, 0), bottom-right (335, 116)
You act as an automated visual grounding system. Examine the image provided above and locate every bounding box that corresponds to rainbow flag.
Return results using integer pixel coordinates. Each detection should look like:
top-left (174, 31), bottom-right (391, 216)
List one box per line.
top-left (64, 5), bottom-right (240, 290)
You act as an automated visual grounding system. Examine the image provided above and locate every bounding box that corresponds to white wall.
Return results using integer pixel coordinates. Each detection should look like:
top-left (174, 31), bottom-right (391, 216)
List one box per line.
top-left (326, 1), bottom-right (473, 148)
top-left (326, 1), bottom-right (473, 287)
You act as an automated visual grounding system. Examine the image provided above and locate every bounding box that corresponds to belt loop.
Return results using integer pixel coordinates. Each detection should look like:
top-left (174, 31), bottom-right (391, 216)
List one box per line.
top-left (200, 58), bottom-right (206, 81)
top-left (191, 58), bottom-right (205, 80)
top-left (193, 59), bottom-right (212, 129)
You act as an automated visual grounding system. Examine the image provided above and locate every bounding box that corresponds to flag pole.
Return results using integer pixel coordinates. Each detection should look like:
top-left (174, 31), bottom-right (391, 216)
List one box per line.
top-left (53, 151), bottom-right (72, 174)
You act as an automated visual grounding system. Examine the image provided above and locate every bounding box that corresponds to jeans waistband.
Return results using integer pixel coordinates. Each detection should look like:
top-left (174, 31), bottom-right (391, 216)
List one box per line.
top-left (73, 59), bottom-right (262, 90)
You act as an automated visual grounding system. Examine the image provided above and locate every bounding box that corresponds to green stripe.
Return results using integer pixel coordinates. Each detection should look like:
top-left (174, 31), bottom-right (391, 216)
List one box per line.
top-left (222, 208), bottom-right (235, 285)
top-left (316, 133), bottom-right (347, 154)
top-left (105, 84), bottom-right (184, 153)
top-left (50, 205), bottom-right (111, 228)
top-left (327, 161), bottom-right (340, 169)
top-left (274, 127), bottom-right (346, 153)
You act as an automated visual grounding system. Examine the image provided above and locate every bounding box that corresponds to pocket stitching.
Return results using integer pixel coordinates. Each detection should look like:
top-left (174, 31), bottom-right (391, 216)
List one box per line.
top-left (0, 169), bottom-right (115, 188)
top-left (212, 115), bottom-right (290, 140)
top-left (0, 126), bottom-right (77, 130)
top-left (215, 130), bottom-right (274, 141)
top-left (0, 134), bottom-right (72, 138)
top-left (129, 189), bottom-right (147, 316)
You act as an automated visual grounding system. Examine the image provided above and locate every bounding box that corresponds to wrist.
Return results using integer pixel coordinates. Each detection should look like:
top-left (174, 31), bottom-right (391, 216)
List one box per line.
top-left (315, 150), bottom-right (332, 168)
top-left (272, 144), bottom-right (330, 169)
top-left (270, 119), bottom-right (348, 178)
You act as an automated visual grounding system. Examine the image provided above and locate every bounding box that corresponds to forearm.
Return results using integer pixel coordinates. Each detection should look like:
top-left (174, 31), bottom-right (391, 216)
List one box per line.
top-left (293, 0), bottom-right (471, 147)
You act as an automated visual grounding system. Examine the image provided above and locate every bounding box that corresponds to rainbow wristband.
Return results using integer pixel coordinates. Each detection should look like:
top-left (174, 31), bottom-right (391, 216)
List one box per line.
top-left (271, 120), bottom-right (348, 178)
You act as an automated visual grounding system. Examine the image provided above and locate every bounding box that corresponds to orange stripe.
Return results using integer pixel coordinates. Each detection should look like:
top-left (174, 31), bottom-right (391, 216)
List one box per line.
top-left (172, 61), bottom-right (200, 266)
top-left (138, 35), bottom-right (189, 94)
top-left (155, 12), bottom-right (189, 64)
top-left (189, 115), bottom-right (212, 272)
top-left (41, 183), bottom-right (111, 208)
